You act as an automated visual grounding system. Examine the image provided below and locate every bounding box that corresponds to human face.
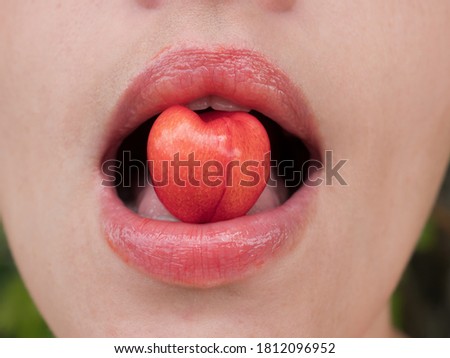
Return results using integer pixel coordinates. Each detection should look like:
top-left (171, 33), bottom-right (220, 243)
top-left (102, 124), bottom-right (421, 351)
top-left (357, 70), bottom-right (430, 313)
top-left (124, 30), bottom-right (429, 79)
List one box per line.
top-left (1, 1), bottom-right (449, 337)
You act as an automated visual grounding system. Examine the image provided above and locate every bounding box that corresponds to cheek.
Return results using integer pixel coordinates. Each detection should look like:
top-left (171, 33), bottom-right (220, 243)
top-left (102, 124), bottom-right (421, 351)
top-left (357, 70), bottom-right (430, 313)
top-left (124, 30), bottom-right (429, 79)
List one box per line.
top-left (0, 2), bottom-right (141, 334)
top-left (271, 0), bottom-right (450, 334)
top-left (0, 2), bottom-right (147, 215)
top-left (290, 0), bottom-right (450, 242)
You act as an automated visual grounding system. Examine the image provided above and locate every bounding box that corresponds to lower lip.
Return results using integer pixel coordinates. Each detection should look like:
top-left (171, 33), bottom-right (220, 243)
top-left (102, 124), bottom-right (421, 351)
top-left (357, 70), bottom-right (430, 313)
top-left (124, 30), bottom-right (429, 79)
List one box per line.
top-left (101, 183), bottom-right (316, 287)
top-left (99, 47), bottom-right (319, 287)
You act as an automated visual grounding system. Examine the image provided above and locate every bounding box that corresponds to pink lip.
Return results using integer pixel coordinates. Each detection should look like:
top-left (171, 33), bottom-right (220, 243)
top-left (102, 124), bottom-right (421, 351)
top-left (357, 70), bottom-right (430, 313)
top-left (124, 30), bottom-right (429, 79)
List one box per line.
top-left (99, 47), bottom-right (321, 287)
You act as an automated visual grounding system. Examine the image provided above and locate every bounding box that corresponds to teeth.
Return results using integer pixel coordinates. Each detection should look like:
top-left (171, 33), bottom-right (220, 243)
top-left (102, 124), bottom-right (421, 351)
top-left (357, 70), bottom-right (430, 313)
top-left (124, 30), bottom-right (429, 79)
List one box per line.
top-left (187, 96), bottom-right (251, 112)
top-left (186, 97), bottom-right (210, 111)
top-left (210, 96), bottom-right (251, 112)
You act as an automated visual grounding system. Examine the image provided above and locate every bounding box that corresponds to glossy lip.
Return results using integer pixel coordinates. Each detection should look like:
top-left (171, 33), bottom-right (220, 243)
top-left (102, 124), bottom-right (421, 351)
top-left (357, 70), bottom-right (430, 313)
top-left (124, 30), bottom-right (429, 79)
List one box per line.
top-left (99, 46), bottom-right (321, 287)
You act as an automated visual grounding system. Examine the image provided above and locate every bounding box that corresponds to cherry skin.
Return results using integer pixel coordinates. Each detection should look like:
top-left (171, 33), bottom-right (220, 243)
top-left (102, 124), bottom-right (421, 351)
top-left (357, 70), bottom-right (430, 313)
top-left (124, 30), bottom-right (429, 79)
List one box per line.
top-left (147, 105), bottom-right (270, 223)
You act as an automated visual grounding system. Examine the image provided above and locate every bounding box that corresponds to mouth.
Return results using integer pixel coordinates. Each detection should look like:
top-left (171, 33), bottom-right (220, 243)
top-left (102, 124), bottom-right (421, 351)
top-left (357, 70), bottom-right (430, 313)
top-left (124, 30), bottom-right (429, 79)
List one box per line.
top-left (99, 47), bottom-right (322, 287)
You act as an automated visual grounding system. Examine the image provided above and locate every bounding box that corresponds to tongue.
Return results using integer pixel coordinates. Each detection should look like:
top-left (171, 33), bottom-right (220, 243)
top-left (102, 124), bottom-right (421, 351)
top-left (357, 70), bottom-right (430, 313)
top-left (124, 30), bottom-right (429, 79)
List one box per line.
top-left (247, 177), bottom-right (288, 215)
top-left (136, 184), bottom-right (178, 222)
top-left (136, 176), bottom-right (287, 222)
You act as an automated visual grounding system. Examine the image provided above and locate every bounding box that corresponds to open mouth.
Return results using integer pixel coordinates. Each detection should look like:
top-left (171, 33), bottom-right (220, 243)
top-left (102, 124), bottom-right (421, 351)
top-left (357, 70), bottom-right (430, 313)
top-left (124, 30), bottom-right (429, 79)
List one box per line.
top-left (115, 103), bottom-right (311, 222)
top-left (99, 47), bottom-right (322, 287)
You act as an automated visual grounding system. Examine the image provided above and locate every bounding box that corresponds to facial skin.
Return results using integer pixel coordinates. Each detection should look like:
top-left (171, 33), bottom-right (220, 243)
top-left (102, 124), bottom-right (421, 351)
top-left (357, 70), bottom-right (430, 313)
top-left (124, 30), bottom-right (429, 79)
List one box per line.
top-left (1, 0), bottom-right (450, 337)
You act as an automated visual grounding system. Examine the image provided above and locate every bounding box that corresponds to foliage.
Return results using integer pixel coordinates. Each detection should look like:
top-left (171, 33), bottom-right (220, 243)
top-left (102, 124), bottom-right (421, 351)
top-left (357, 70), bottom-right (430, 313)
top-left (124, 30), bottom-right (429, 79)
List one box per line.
top-left (0, 225), bottom-right (52, 337)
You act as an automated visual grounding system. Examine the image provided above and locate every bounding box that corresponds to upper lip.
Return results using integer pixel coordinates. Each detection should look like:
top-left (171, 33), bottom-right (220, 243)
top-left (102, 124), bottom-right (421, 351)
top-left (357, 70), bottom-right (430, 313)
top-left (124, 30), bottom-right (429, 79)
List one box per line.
top-left (98, 46), bottom-right (321, 287)
top-left (101, 47), bottom-right (320, 162)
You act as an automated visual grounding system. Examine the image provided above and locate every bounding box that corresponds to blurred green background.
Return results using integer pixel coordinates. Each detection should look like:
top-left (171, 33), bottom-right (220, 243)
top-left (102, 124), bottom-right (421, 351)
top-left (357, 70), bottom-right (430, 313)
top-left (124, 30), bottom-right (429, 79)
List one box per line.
top-left (0, 169), bottom-right (449, 338)
top-left (0, 227), bottom-right (52, 338)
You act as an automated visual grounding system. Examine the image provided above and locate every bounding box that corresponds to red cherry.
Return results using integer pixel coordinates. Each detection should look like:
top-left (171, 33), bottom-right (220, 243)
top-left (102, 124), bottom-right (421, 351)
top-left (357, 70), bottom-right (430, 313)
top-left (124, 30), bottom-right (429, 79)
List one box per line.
top-left (147, 105), bottom-right (270, 223)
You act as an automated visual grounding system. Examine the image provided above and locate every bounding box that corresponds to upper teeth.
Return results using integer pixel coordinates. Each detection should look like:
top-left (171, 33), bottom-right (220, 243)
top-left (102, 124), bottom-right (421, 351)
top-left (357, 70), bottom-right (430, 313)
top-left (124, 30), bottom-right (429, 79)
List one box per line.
top-left (187, 96), bottom-right (251, 112)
